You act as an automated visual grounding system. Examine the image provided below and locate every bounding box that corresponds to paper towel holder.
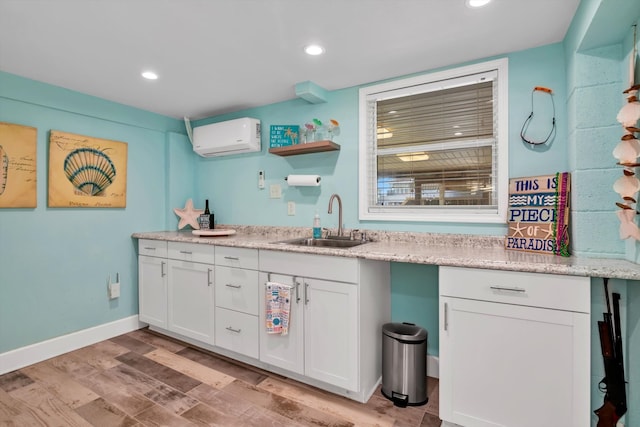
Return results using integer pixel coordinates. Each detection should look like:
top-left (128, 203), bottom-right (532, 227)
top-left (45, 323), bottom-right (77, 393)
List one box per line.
top-left (284, 175), bottom-right (321, 185)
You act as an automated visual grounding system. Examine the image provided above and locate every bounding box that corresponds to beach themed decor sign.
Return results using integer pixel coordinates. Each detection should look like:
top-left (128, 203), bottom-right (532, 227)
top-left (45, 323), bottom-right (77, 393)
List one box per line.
top-left (48, 131), bottom-right (127, 208)
top-left (0, 122), bottom-right (37, 208)
top-left (505, 173), bottom-right (571, 256)
top-left (270, 125), bottom-right (299, 147)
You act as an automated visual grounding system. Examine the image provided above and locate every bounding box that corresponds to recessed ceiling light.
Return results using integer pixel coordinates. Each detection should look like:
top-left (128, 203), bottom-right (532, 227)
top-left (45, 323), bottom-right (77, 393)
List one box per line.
top-left (304, 45), bottom-right (325, 56)
top-left (397, 152), bottom-right (430, 162)
top-left (141, 71), bottom-right (158, 80)
top-left (377, 127), bottom-right (393, 139)
top-left (454, 131), bottom-right (464, 136)
top-left (466, 0), bottom-right (491, 8)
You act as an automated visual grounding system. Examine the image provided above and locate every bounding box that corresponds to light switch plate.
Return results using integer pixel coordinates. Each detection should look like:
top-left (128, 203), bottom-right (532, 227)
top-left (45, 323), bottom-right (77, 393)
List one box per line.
top-left (287, 201), bottom-right (296, 215)
top-left (269, 184), bottom-right (282, 199)
top-left (258, 170), bottom-right (265, 189)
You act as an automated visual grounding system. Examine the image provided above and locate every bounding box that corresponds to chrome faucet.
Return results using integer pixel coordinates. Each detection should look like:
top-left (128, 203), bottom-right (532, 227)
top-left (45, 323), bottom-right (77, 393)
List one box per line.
top-left (328, 193), bottom-right (343, 238)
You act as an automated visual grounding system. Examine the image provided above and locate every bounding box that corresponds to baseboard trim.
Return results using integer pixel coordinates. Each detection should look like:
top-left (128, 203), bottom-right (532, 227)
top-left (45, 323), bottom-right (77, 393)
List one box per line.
top-left (428, 354), bottom-right (439, 379)
top-left (0, 315), bottom-right (144, 375)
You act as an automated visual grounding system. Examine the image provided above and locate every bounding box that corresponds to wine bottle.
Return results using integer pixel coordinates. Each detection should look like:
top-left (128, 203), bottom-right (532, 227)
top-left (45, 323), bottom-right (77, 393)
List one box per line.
top-left (199, 199), bottom-right (212, 229)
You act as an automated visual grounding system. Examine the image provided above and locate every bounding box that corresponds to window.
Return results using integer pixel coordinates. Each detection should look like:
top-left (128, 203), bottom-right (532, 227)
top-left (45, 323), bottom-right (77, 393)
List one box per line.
top-left (358, 58), bottom-right (508, 223)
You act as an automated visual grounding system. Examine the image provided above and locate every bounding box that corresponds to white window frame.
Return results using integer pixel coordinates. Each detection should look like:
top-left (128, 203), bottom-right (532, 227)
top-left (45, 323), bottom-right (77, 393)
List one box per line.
top-left (358, 58), bottom-right (509, 223)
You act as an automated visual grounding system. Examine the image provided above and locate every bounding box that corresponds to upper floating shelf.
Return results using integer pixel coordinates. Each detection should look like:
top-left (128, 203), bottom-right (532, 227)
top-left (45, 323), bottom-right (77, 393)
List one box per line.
top-left (268, 140), bottom-right (340, 157)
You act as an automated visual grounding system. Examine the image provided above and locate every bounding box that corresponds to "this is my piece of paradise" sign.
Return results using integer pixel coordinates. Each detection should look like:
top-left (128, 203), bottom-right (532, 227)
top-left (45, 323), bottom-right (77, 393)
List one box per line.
top-left (505, 173), bottom-right (570, 256)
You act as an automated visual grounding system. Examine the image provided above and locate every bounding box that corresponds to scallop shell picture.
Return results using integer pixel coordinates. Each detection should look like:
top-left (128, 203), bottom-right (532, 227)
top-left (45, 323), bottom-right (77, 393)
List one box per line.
top-left (63, 147), bottom-right (116, 196)
top-left (0, 144), bottom-right (7, 195)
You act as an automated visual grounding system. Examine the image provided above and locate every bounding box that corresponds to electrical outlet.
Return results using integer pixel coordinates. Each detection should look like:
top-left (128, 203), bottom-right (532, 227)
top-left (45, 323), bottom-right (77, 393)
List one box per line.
top-left (269, 184), bottom-right (282, 198)
top-left (287, 201), bottom-right (296, 215)
top-left (108, 282), bottom-right (120, 299)
top-left (258, 170), bottom-right (265, 189)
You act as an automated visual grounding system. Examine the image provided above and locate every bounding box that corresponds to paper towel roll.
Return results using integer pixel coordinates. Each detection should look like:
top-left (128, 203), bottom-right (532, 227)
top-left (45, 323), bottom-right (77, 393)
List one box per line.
top-left (285, 175), bottom-right (321, 186)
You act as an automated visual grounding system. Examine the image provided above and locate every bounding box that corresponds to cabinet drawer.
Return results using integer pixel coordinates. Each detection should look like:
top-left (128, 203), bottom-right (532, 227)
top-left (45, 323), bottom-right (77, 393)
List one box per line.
top-left (439, 266), bottom-right (590, 313)
top-left (215, 247), bottom-right (259, 270)
top-left (215, 308), bottom-right (259, 359)
top-left (139, 239), bottom-right (168, 257)
top-left (259, 250), bottom-right (358, 283)
top-left (215, 266), bottom-right (259, 315)
top-left (168, 242), bottom-right (215, 264)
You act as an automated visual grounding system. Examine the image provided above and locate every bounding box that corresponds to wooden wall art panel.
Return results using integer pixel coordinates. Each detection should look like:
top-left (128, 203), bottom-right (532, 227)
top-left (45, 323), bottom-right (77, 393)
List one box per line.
top-left (0, 122), bottom-right (37, 208)
top-left (48, 131), bottom-right (127, 208)
top-left (505, 173), bottom-right (571, 256)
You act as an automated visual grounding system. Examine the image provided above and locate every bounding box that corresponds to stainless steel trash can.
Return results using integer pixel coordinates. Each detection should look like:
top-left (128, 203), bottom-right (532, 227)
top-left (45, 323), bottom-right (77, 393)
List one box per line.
top-left (381, 322), bottom-right (427, 407)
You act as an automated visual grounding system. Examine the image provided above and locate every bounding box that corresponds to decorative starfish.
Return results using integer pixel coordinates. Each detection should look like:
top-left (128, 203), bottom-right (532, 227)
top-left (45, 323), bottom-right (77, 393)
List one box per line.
top-left (173, 199), bottom-right (203, 230)
top-left (509, 222), bottom-right (525, 237)
top-left (540, 223), bottom-right (554, 239)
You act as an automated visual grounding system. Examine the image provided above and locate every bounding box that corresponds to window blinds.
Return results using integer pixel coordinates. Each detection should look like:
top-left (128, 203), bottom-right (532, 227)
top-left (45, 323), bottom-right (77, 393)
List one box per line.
top-left (365, 71), bottom-right (498, 210)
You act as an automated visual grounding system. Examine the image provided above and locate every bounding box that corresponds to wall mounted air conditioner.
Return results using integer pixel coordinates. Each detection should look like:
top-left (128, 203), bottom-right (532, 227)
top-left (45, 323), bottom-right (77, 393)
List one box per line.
top-left (190, 117), bottom-right (261, 157)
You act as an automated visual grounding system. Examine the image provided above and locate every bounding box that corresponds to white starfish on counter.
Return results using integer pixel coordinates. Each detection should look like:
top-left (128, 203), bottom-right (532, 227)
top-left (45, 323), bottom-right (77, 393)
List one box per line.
top-left (174, 198), bottom-right (203, 229)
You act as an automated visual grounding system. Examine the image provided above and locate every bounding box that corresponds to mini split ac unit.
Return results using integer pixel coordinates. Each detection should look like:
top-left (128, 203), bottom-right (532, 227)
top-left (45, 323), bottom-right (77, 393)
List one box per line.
top-left (189, 117), bottom-right (261, 157)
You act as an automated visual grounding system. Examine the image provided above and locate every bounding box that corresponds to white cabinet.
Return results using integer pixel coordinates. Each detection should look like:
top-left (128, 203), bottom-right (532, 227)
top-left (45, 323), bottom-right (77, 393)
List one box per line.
top-left (258, 272), bottom-right (305, 375)
top-left (167, 242), bottom-right (215, 344)
top-left (439, 266), bottom-right (590, 427)
top-left (214, 247), bottom-right (259, 358)
top-left (258, 272), bottom-right (358, 390)
top-left (304, 277), bottom-right (358, 390)
top-left (259, 250), bottom-right (390, 402)
top-left (138, 239), bottom-right (168, 328)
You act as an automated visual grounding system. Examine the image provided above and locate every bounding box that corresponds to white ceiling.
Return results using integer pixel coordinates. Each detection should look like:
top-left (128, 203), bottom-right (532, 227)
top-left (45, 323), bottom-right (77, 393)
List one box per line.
top-left (0, 0), bottom-right (580, 120)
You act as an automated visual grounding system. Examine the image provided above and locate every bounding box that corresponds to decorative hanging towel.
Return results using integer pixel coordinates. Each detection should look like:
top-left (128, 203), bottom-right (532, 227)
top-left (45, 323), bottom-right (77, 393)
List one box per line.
top-left (505, 172), bottom-right (571, 256)
top-left (265, 282), bottom-right (291, 335)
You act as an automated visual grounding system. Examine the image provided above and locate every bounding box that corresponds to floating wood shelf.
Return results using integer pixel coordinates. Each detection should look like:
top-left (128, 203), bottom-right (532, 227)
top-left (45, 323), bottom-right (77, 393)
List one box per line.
top-left (268, 140), bottom-right (340, 157)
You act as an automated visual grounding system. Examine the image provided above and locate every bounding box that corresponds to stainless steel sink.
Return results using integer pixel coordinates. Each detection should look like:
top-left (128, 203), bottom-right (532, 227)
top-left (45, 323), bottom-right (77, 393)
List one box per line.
top-left (275, 237), bottom-right (369, 248)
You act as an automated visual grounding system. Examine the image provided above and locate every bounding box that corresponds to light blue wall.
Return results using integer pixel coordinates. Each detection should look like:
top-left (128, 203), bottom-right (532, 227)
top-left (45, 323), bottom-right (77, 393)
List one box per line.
top-left (0, 71), bottom-right (190, 353)
top-left (193, 43), bottom-right (569, 237)
top-left (1, 2), bottom-right (638, 422)
top-left (190, 44), bottom-right (570, 358)
top-left (563, 0), bottom-right (639, 423)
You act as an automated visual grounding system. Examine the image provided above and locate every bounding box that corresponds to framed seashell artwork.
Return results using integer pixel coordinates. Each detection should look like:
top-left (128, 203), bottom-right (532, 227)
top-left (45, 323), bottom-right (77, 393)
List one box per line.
top-left (48, 130), bottom-right (127, 208)
top-left (0, 122), bottom-right (37, 208)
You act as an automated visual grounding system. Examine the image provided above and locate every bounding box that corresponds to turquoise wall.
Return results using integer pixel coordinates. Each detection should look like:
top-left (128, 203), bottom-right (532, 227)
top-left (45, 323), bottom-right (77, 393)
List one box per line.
top-left (563, 0), bottom-right (639, 423)
top-left (0, 71), bottom-right (190, 353)
top-left (1, 1), bottom-right (639, 423)
top-left (192, 43), bottom-right (569, 237)
top-left (190, 43), bottom-right (569, 360)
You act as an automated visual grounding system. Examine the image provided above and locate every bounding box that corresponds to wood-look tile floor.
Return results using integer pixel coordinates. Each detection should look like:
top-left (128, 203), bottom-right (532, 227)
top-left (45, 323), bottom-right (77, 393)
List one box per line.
top-left (0, 328), bottom-right (441, 426)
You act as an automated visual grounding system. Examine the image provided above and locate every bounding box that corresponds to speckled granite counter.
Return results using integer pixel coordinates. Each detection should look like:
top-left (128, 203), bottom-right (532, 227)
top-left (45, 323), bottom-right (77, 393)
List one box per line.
top-left (132, 226), bottom-right (640, 281)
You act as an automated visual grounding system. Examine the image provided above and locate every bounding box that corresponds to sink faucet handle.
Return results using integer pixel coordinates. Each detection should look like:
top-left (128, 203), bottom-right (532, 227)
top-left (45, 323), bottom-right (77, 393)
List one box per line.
top-left (349, 229), bottom-right (360, 241)
top-left (322, 227), bottom-right (331, 238)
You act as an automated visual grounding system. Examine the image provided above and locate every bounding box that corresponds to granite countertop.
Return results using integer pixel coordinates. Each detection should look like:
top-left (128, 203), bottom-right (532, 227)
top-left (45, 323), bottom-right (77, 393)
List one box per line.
top-left (132, 226), bottom-right (640, 281)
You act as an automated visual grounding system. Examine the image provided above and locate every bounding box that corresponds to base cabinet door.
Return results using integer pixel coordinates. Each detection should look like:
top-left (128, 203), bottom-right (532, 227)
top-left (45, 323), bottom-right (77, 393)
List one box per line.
top-left (138, 255), bottom-right (167, 328)
top-left (439, 296), bottom-right (589, 427)
top-left (259, 274), bottom-right (358, 391)
top-left (167, 259), bottom-right (214, 344)
top-left (259, 273), bottom-right (305, 375)
top-left (304, 278), bottom-right (358, 391)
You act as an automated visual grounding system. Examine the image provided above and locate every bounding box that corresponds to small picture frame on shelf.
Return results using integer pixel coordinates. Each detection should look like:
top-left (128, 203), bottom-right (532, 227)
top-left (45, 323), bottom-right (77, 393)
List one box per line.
top-left (270, 125), bottom-right (299, 148)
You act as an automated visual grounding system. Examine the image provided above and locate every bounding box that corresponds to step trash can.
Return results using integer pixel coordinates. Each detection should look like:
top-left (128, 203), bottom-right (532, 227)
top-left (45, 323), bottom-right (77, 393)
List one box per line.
top-left (381, 322), bottom-right (428, 407)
